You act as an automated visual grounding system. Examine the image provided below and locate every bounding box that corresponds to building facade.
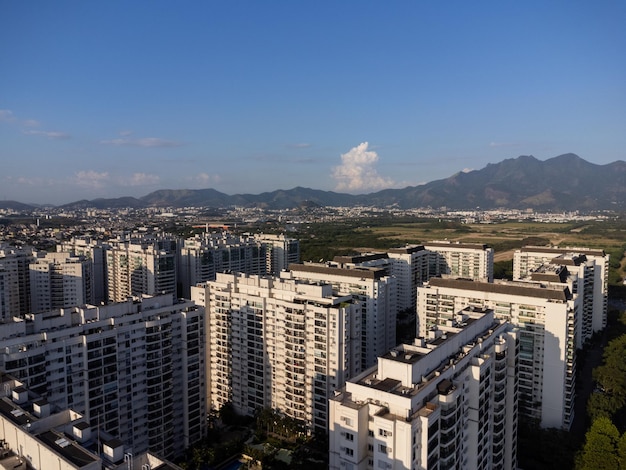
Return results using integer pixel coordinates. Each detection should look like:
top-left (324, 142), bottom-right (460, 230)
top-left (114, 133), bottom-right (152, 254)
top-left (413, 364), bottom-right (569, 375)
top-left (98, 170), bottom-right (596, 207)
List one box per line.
top-left (29, 252), bottom-right (94, 313)
top-left (329, 309), bottom-right (519, 470)
top-left (423, 241), bottom-right (494, 282)
top-left (0, 295), bottom-right (205, 459)
top-left (192, 272), bottom-right (360, 434)
top-left (417, 277), bottom-right (577, 429)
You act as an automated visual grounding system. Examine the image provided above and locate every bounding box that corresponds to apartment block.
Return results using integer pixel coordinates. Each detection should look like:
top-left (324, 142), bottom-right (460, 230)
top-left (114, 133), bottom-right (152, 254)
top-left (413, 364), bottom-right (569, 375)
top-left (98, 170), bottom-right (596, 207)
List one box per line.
top-left (514, 245), bottom-right (609, 336)
top-left (329, 308), bottom-right (519, 470)
top-left (58, 236), bottom-right (109, 305)
top-left (423, 241), bottom-right (494, 282)
top-left (192, 272), bottom-right (360, 434)
top-left (289, 262), bottom-right (396, 369)
top-left (252, 233), bottom-right (300, 274)
top-left (417, 277), bottom-right (577, 429)
top-left (29, 252), bottom-right (94, 313)
top-left (106, 237), bottom-right (177, 302)
top-left (0, 374), bottom-right (183, 470)
top-left (178, 232), bottom-right (267, 298)
top-left (0, 245), bottom-right (35, 319)
top-left (0, 294), bottom-right (205, 459)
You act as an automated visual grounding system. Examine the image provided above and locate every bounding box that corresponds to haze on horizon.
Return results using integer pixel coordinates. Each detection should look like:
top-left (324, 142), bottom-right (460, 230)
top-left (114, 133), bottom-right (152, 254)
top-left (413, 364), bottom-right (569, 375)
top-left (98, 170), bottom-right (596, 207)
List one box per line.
top-left (1, 1), bottom-right (625, 205)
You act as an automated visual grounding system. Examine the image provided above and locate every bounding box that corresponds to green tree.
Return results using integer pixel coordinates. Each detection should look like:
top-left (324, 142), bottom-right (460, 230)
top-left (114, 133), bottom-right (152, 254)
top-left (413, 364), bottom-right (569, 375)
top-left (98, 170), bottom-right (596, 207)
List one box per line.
top-left (578, 417), bottom-right (620, 470)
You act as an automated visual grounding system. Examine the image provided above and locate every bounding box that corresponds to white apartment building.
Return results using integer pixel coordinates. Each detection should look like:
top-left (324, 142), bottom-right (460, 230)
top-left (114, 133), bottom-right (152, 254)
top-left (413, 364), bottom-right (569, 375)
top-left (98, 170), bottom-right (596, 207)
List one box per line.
top-left (0, 295), bottom-right (205, 459)
top-left (514, 245), bottom-right (609, 336)
top-left (106, 237), bottom-right (177, 302)
top-left (252, 233), bottom-right (300, 274)
top-left (0, 245), bottom-right (35, 319)
top-left (0, 374), bottom-right (183, 470)
top-left (423, 241), bottom-right (494, 282)
top-left (29, 252), bottom-right (94, 313)
top-left (192, 272), bottom-right (360, 434)
top-left (289, 262), bottom-right (396, 369)
top-left (329, 308), bottom-right (519, 470)
top-left (178, 232), bottom-right (267, 298)
top-left (417, 277), bottom-right (577, 429)
top-left (58, 236), bottom-right (109, 305)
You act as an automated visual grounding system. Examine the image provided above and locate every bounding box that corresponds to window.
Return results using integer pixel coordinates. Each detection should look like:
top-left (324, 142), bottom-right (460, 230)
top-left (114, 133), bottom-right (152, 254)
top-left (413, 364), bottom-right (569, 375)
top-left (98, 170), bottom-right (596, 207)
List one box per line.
top-left (344, 447), bottom-right (354, 456)
top-left (345, 432), bottom-right (354, 441)
top-left (378, 444), bottom-right (387, 453)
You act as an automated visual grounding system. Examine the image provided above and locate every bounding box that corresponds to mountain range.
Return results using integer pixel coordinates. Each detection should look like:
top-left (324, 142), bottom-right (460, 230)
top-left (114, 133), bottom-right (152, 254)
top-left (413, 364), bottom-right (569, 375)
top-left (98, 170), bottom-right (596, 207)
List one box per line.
top-left (2, 154), bottom-right (626, 212)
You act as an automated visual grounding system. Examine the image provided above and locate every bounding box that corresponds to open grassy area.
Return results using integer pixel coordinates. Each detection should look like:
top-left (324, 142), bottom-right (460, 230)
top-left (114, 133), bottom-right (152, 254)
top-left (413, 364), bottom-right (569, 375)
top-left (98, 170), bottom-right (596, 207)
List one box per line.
top-left (297, 218), bottom-right (626, 284)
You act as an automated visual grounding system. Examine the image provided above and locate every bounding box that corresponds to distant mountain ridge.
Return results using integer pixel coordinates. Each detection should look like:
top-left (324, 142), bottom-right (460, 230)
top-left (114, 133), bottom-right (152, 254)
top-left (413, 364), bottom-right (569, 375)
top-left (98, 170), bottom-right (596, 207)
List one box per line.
top-left (2, 154), bottom-right (625, 212)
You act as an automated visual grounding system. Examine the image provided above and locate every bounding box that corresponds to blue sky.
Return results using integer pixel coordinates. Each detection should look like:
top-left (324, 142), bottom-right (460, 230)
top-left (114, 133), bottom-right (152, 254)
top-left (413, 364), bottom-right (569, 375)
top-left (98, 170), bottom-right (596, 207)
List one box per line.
top-left (1, 1), bottom-right (625, 204)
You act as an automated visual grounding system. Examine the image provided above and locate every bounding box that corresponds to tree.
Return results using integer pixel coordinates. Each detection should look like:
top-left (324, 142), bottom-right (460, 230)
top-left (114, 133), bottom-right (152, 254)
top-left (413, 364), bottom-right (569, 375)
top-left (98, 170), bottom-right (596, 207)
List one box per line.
top-left (577, 417), bottom-right (621, 470)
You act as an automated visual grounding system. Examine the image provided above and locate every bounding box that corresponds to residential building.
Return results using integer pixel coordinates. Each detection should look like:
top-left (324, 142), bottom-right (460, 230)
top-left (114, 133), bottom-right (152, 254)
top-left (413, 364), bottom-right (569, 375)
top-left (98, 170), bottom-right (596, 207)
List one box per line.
top-left (253, 233), bottom-right (300, 274)
top-left (58, 236), bottom-right (109, 305)
top-left (192, 272), bottom-right (360, 434)
top-left (329, 308), bottom-right (519, 470)
top-left (0, 245), bottom-right (35, 319)
top-left (514, 245), bottom-right (609, 336)
top-left (423, 241), bottom-right (494, 282)
top-left (106, 236), bottom-right (177, 302)
top-left (417, 277), bottom-right (577, 429)
top-left (178, 232), bottom-right (267, 298)
top-left (29, 251), bottom-right (93, 313)
top-left (0, 294), bottom-right (205, 459)
top-left (289, 262), bottom-right (396, 369)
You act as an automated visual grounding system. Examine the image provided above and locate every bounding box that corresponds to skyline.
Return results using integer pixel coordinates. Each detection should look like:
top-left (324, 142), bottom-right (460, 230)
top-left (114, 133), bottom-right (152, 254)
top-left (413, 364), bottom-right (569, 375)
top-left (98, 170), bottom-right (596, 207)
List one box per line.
top-left (1, 1), bottom-right (625, 205)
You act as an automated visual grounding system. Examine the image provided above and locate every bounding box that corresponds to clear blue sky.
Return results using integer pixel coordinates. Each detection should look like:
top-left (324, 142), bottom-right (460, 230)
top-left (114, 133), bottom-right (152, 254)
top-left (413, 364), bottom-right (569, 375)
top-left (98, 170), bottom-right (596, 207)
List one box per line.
top-left (1, 1), bottom-right (625, 204)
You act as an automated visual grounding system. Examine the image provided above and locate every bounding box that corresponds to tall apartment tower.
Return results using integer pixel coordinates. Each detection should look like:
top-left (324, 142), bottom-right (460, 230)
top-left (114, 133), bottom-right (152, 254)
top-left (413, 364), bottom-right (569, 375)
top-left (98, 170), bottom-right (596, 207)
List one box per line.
top-left (514, 245), bottom-right (609, 335)
top-left (0, 245), bottom-right (35, 319)
top-left (58, 236), bottom-right (108, 305)
top-left (424, 241), bottom-right (494, 282)
top-left (253, 233), bottom-right (300, 274)
top-left (106, 236), bottom-right (177, 302)
top-left (192, 272), bottom-right (360, 434)
top-left (0, 295), bottom-right (205, 459)
top-left (29, 251), bottom-right (94, 313)
top-left (289, 262), bottom-right (396, 370)
top-left (178, 232), bottom-right (267, 298)
top-left (417, 277), bottom-right (578, 429)
top-left (329, 308), bottom-right (519, 470)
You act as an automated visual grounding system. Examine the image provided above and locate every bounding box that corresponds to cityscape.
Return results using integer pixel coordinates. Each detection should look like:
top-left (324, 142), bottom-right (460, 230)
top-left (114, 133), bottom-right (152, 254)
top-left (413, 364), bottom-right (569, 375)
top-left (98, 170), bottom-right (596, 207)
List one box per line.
top-left (2, 2), bottom-right (626, 470)
top-left (0, 203), bottom-right (624, 469)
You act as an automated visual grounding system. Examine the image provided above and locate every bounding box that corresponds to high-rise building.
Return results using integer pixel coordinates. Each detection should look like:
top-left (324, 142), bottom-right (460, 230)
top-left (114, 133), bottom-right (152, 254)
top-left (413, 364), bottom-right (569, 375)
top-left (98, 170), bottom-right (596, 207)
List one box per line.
top-left (29, 252), bottom-right (93, 313)
top-left (192, 272), bottom-right (360, 434)
top-left (178, 232), bottom-right (267, 298)
top-left (0, 294), bottom-right (205, 459)
top-left (106, 236), bottom-right (177, 303)
top-left (289, 262), bottom-right (396, 369)
top-left (0, 245), bottom-right (35, 319)
top-left (417, 277), bottom-right (577, 429)
top-left (58, 236), bottom-right (109, 305)
top-left (423, 241), bottom-right (494, 282)
top-left (329, 308), bottom-right (519, 470)
top-left (252, 233), bottom-right (300, 274)
top-left (514, 245), bottom-right (609, 336)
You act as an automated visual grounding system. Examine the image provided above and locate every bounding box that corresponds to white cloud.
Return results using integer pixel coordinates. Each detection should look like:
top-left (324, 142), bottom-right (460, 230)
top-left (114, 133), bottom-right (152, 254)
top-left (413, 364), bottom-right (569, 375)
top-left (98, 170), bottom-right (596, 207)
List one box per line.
top-left (128, 173), bottom-right (160, 186)
top-left (489, 141), bottom-right (520, 148)
top-left (189, 172), bottom-right (221, 187)
top-left (22, 119), bottom-right (40, 128)
top-left (74, 170), bottom-right (110, 189)
top-left (100, 137), bottom-right (182, 148)
top-left (287, 143), bottom-right (312, 149)
top-left (23, 130), bottom-right (70, 139)
top-left (119, 130), bottom-right (133, 136)
top-left (0, 109), bottom-right (15, 122)
top-left (332, 142), bottom-right (395, 192)
top-left (461, 168), bottom-right (473, 173)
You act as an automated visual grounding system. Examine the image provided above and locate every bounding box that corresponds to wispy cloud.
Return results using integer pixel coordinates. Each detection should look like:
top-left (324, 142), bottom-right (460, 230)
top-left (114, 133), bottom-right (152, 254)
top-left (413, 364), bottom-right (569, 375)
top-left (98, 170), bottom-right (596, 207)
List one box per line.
top-left (127, 172), bottom-right (160, 186)
top-left (73, 170), bottom-right (110, 189)
top-left (0, 109), bottom-right (16, 122)
top-left (332, 142), bottom-right (395, 192)
top-left (188, 172), bottom-right (221, 187)
top-left (100, 136), bottom-right (182, 148)
top-left (23, 129), bottom-right (70, 139)
top-left (489, 141), bottom-right (521, 148)
top-left (287, 143), bottom-right (312, 149)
